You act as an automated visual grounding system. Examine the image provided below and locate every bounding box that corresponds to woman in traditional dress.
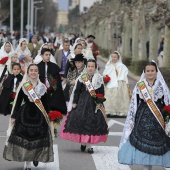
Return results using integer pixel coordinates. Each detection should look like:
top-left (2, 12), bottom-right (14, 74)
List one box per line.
top-left (34, 43), bottom-right (56, 64)
top-left (3, 64), bottom-right (54, 170)
top-left (0, 63), bottom-right (22, 116)
top-left (81, 39), bottom-right (94, 60)
top-left (60, 59), bottom-right (108, 154)
top-left (64, 54), bottom-right (86, 101)
top-left (0, 42), bottom-right (14, 78)
top-left (16, 38), bottom-right (32, 73)
top-left (64, 43), bottom-right (83, 77)
top-left (0, 52), bottom-right (19, 84)
top-left (118, 61), bottom-right (170, 170)
top-left (103, 51), bottom-right (130, 116)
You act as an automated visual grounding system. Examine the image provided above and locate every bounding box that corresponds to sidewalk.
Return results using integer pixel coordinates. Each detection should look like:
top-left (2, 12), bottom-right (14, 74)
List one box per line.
top-left (97, 55), bottom-right (140, 82)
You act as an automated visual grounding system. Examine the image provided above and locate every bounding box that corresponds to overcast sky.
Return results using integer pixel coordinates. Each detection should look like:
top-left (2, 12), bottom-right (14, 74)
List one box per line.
top-left (55, 0), bottom-right (69, 11)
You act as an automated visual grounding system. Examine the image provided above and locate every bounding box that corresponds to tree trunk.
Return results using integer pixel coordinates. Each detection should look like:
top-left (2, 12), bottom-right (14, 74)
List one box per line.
top-left (162, 25), bottom-right (170, 67)
top-left (139, 7), bottom-right (147, 60)
top-left (149, 20), bottom-right (159, 61)
top-left (123, 13), bottom-right (131, 58)
top-left (132, 10), bottom-right (139, 61)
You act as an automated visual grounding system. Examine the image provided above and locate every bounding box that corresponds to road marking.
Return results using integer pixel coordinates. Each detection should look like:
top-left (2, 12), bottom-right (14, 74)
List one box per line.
top-left (108, 132), bottom-right (123, 136)
top-left (92, 146), bottom-right (131, 170)
top-left (24, 145), bottom-right (60, 170)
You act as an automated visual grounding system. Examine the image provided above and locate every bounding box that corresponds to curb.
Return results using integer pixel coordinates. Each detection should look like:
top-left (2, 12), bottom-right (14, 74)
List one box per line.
top-left (97, 55), bottom-right (140, 82)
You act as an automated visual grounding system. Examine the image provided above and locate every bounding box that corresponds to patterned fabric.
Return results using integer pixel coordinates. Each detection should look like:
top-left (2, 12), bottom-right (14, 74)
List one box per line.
top-left (66, 66), bottom-right (85, 97)
top-left (130, 97), bottom-right (170, 155)
top-left (61, 51), bottom-right (69, 74)
top-left (60, 80), bottom-right (108, 144)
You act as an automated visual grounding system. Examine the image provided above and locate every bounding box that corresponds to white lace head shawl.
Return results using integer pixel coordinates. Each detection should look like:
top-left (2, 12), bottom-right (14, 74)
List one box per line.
top-left (103, 51), bottom-right (128, 88)
top-left (69, 43), bottom-right (82, 59)
top-left (6, 52), bottom-right (19, 74)
top-left (16, 38), bottom-right (31, 57)
top-left (119, 60), bottom-right (170, 150)
top-left (67, 66), bottom-right (103, 112)
top-left (0, 41), bottom-right (14, 59)
top-left (75, 37), bottom-right (81, 44)
top-left (33, 43), bottom-right (56, 64)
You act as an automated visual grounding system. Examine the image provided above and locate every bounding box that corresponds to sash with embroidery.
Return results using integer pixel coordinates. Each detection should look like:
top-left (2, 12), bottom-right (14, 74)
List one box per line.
top-left (138, 81), bottom-right (165, 129)
top-left (23, 82), bottom-right (51, 127)
top-left (81, 73), bottom-right (108, 124)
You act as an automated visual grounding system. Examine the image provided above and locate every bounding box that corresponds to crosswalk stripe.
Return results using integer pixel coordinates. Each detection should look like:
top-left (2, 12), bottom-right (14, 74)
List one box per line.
top-left (108, 132), bottom-right (123, 136)
top-left (92, 146), bottom-right (131, 170)
top-left (24, 145), bottom-right (60, 170)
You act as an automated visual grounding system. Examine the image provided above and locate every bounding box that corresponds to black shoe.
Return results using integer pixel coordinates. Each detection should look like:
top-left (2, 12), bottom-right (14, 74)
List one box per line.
top-left (33, 161), bottom-right (39, 167)
top-left (80, 145), bottom-right (86, 152)
top-left (87, 148), bottom-right (94, 154)
top-left (25, 168), bottom-right (31, 170)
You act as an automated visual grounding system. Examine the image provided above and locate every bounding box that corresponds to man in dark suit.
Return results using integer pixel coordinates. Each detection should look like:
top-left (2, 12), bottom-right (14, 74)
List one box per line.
top-left (54, 39), bottom-right (70, 77)
top-left (28, 35), bottom-right (41, 59)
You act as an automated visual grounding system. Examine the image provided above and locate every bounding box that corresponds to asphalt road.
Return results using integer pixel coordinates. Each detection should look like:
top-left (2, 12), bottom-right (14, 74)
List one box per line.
top-left (0, 58), bottom-right (167, 170)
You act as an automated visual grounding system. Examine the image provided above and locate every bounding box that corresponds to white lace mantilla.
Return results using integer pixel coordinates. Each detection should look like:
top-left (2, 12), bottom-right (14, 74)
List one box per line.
top-left (79, 72), bottom-right (103, 90)
top-left (22, 81), bottom-right (47, 102)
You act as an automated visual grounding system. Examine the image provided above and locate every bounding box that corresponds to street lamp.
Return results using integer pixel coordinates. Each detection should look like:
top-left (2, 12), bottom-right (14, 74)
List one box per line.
top-left (34, 7), bottom-right (44, 33)
top-left (10, 0), bottom-right (13, 34)
top-left (20, 0), bottom-right (24, 38)
top-left (30, 0), bottom-right (42, 34)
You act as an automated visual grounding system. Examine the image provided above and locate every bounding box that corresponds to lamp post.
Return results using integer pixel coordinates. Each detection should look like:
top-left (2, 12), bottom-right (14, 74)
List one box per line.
top-left (27, 0), bottom-right (31, 40)
top-left (34, 7), bottom-right (44, 33)
top-left (20, 0), bottom-right (24, 38)
top-left (30, 0), bottom-right (42, 34)
top-left (10, 0), bottom-right (13, 34)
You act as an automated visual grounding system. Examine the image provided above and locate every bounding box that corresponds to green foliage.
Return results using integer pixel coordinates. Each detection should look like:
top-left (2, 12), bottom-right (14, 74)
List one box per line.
top-left (68, 5), bottom-right (80, 24)
top-left (2, 0), bottom-right (57, 32)
top-left (121, 0), bottom-right (131, 4)
top-left (98, 46), bottom-right (109, 59)
top-left (122, 57), bottom-right (132, 67)
top-left (129, 60), bottom-right (148, 75)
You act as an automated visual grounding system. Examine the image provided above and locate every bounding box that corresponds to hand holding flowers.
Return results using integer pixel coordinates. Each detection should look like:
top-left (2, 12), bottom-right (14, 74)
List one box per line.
top-left (48, 110), bottom-right (63, 138)
top-left (103, 75), bottom-right (111, 85)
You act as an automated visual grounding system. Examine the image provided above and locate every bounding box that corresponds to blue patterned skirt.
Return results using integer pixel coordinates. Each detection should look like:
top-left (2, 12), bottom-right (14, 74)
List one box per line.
top-left (118, 140), bottom-right (170, 168)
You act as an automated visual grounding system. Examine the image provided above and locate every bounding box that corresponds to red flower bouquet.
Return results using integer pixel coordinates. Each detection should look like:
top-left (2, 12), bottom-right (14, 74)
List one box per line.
top-left (48, 110), bottom-right (63, 122)
top-left (162, 106), bottom-right (170, 121)
top-left (162, 105), bottom-right (170, 136)
top-left (92, 93), bottom-right (106, 104)
top-left (48, 110), bottom-right (63, 138)
top-left (103, 75), bottom-right (111, 85)
top-left (52, 78), bottom-right (57, 83)
top-left (0, 56), bottom-right (8, 64)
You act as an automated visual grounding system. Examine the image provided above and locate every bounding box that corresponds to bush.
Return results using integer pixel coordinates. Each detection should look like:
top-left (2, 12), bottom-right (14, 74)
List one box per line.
top-left (129, 60), bottom-right (148, 75)
top-left (98, 46), bottom-right (109, 58)
top-left (122, 57), bottom-right (132, 67)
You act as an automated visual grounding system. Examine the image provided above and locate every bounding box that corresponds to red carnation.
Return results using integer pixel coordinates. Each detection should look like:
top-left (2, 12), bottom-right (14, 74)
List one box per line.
top-left (96, 93), bottom-right (104, 98)
top-left (0, 56), bottom-right (8, 64)
top-left (12, 92), bottom-right (16, 99)
top-left (163, 106), bottom-right (170, 114)
top-left (48, 110), bottom-right (63, 121)
top-left (103, 75), bottom-right (111, 84)
top-left (52, 78), bottom-right (56, 83)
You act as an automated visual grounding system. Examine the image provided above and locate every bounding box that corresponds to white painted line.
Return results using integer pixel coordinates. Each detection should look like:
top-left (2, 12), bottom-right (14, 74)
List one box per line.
top-left (108, 132), bottom-right (123, 136)
top-left (108, 119), bottom-right (125, 129)
top-left (92, 146), bottom-right (131, 170)
top-left (24, 145), bottom-right (60, 170)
